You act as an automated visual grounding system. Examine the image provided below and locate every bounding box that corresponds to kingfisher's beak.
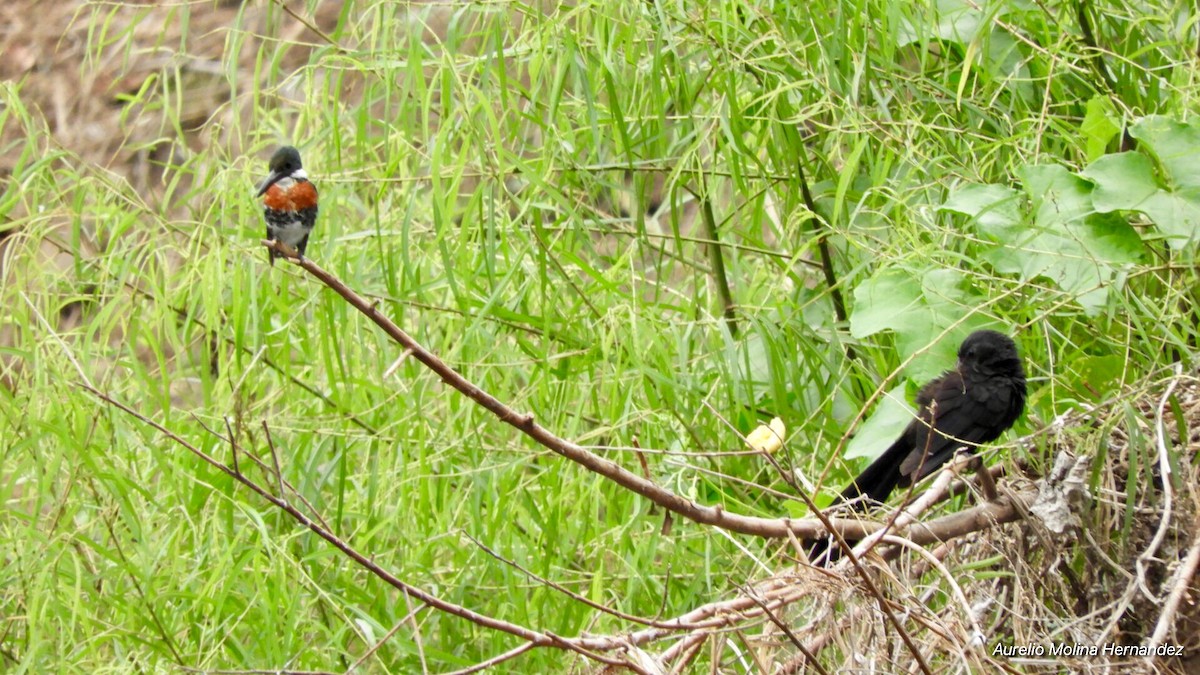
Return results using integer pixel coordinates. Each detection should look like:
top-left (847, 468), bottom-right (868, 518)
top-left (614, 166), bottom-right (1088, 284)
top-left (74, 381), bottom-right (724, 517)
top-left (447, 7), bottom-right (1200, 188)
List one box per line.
top-left (255, 170), bottom-right (286, 197)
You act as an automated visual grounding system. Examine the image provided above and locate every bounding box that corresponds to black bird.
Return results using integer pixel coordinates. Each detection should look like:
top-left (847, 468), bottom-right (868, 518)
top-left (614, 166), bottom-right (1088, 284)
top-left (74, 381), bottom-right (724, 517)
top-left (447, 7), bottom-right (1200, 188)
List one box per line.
top-left (807, 329), bottom-right (1027, 565)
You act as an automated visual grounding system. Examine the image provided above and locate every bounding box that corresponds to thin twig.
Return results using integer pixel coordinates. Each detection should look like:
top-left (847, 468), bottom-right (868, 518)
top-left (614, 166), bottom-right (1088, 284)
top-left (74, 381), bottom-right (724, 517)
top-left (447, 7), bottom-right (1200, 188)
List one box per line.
top-left (224, 416), bottom-right (240, 476)
top-left (1148, 513), bottom-right (1200, 647)
top-left (192, 414), bottom-right (334, 534)
top-left (96, 502), bottom-right (186, 665)
top-left (690, 185), bottom-right (739, 336)
top-left (266, 240), bottom-right (897, 541)
top-left (80, 384), bottom-right (628, 666)
top-left (528, 214), bottom-right (604, 319)
top-left (262, 420), bottom-right (288, 502)
top-left (463, 532), bottom-right (707, 630)
top-left (344, 603), bottom-right (428, 674)
top-left (738, 584), bottom-right (830, 675)
top-left (442, 643), bottom-right (537, 675)
top-left (271, 0), bottom-right (346, 53)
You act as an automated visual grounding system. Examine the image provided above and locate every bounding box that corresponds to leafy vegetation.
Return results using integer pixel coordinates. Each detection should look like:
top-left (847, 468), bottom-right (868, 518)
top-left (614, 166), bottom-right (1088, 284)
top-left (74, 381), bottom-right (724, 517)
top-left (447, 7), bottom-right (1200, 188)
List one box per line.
top-left (1, 0), bottom-right (1198, 671)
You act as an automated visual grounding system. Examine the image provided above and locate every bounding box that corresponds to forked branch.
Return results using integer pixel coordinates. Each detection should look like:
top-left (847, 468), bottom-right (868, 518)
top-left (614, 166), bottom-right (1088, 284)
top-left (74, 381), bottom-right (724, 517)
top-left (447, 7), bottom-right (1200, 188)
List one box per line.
top-left (266, 240), bottom-right (1031, 545)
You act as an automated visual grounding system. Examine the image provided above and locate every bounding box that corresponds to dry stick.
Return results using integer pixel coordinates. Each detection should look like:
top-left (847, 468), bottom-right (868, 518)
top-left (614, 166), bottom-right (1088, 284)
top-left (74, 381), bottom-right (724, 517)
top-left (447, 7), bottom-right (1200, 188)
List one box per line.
top-left (463, 532), bottom-right (708, 630)
top-left (79, 384), bottom-right (639, 672)
top-left (738, 584), bottom-right (831, 675)
top-left (908, 491), bottom-right (1033, 545)
top-left (264, 240), bottom-right (881, 541)
top-left (345, 603), bottom-right (429, 674)
top-left (443, 643), bottom-right (537, 675)
top-left (196, 414), bottom-right (333, 534)
top-left (1097, 367), bottom-right (1183, 642)
top-left (691, 186), bottom-right (739, 337)
top-left (716, 406), bottom-right (933, 675)
top-left (271, 242), bottom-right (1028, 548)
top-left (1148, 512), bottom-right (1200, 648)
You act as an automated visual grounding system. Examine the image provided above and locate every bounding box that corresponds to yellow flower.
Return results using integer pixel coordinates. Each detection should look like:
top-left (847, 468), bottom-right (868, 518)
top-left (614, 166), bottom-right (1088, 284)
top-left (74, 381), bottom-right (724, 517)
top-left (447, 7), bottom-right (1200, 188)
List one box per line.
top-left (745, 417), bottom-right (786, 454)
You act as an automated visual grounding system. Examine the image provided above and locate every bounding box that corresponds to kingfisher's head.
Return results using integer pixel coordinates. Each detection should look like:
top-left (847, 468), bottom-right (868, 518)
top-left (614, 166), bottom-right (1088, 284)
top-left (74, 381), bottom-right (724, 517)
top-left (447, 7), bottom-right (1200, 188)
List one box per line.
top-left (256, 146), bottom-right (306, 197)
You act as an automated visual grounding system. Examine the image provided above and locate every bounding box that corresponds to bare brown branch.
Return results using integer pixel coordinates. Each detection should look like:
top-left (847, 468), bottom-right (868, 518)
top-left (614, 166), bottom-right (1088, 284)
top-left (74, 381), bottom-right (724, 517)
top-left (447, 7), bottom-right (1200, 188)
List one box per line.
top-left (268, 241), bottom-right (1029, 546)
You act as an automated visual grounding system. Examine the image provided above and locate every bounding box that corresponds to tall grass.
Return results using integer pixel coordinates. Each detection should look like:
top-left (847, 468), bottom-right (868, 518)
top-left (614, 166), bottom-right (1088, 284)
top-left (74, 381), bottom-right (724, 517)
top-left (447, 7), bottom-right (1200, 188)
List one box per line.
top-left (1, 0), bottom-right (1198, 671)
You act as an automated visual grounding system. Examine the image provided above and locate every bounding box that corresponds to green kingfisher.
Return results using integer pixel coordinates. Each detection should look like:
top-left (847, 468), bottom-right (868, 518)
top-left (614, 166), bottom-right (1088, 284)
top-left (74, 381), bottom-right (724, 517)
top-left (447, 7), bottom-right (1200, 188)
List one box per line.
top-left (257, 145), bottom-right (318, 265)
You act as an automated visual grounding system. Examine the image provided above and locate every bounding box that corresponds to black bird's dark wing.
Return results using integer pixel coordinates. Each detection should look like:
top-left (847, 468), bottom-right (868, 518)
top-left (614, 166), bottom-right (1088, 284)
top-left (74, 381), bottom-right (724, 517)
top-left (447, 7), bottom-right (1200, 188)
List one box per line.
top-left (898, 369), bottom-right (1021, 482)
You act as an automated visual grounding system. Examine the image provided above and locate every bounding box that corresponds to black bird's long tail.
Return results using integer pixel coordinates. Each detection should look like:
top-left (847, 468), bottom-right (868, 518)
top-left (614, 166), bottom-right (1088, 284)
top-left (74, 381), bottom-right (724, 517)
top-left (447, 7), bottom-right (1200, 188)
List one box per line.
top-left (805, 437), bottom-right (912, 566)
top-left (838, 436), bottom-right (911, 505)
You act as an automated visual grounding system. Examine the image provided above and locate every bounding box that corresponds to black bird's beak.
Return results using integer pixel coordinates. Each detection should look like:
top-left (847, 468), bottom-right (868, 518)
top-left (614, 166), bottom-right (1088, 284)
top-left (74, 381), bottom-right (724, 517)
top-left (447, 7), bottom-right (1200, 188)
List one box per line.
top-left (256, 170), bottom-right (286, 197)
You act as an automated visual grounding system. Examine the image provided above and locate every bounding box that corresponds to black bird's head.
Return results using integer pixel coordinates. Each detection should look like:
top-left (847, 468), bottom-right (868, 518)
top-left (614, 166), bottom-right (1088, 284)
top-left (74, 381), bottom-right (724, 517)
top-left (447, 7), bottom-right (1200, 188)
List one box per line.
top-left (256, 146), bottom-right (305, 197)
top-left (957, 329), bottom-right (1023, 376)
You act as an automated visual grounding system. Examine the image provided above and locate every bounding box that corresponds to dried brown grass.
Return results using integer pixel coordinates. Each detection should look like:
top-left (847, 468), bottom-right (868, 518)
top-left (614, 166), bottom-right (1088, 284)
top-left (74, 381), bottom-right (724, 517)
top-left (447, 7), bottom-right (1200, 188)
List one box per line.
top-left (756, 372), bottom-right (1200, 674)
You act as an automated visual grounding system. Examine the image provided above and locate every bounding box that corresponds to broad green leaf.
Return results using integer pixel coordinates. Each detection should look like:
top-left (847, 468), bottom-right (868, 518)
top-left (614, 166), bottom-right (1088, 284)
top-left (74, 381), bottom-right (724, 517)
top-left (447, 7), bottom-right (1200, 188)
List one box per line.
top-left (1136, 191), bottom-right (1200, 248)
top-left (850, 268), bottom-right (993, 381)
top-left (845, 384), bottom-right (913, 460)
top-left (1021, 164), bottom-right (1143, 312)
top-left (1082, 153), bottom-right (1159, 211)
top-left (896, 0), bottom-right (986, 46)
top-left (1129, 115), bottom-right (1200, 188)
top-left (1083, 130), bottom-right (1200, 250)
top-left (1081, 97), bottom-right (1121, 161)
top-left (849, 269), bottom-right (923, 338)
top-left (940, 183), bottom-right (1022, 239)
top-left (944, 166), bottom-right (1142, 314)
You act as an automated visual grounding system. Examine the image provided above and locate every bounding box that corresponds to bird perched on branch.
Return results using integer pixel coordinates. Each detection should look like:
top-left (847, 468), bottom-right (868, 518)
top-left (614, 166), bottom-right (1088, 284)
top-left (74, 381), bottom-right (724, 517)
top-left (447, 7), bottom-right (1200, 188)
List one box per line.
top-left (257, 145), bottom-right (318, 265)
top-left (807, 329), bottom-right (1027, 566)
